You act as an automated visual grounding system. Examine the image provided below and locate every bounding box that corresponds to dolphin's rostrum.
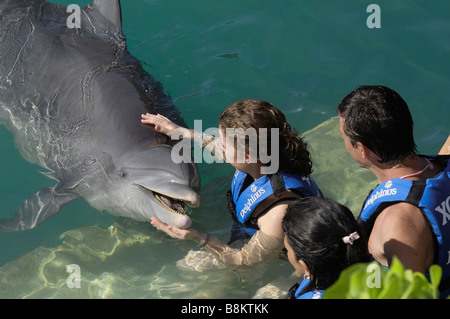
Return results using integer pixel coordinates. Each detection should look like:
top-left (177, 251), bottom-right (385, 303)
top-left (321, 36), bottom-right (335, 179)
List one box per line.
top-left (0, 0), bottom-right (200, 231)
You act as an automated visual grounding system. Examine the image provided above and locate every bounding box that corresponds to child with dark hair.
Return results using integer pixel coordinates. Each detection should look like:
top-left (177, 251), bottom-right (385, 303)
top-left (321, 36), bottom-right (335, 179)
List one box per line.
top-left (141, 100), bottom-right (322, 268)
top-left (283, 197), bottom-right (369, 299)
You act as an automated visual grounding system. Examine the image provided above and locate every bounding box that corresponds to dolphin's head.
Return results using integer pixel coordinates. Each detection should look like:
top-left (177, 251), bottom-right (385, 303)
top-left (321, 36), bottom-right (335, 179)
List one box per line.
top-left (86, 144), bottom-right (200, 229)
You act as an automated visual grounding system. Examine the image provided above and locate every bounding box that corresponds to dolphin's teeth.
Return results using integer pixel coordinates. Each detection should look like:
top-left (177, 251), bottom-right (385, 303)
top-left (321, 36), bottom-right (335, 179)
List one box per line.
top-left (154, 193), bottom-right (186, 216)
top-left (159, 195), bottom-right (173, 208)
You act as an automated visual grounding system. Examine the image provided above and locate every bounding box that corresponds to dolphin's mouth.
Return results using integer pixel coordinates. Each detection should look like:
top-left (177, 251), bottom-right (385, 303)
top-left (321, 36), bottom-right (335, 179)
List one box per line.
top-left (153, 192), bottom-right (187, 216)
top-left (136, 184), bottom-right (199, 217)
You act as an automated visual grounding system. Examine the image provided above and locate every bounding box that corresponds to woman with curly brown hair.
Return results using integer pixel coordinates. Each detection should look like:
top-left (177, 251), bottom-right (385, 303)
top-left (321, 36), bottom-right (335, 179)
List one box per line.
top-left (141, 100), bottom-right (322, 268)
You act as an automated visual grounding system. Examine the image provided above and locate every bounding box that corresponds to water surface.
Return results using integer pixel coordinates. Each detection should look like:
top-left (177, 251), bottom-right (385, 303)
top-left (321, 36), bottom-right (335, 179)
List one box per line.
top-left (0, 0), bottom-right (448, 298)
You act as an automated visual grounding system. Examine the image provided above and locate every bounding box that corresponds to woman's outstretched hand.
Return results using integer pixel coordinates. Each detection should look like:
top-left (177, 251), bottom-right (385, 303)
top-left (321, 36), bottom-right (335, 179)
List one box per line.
top-left (150, 216), bottom-right (202, 242)
top-left (141, 113), bottom-right (189, 139)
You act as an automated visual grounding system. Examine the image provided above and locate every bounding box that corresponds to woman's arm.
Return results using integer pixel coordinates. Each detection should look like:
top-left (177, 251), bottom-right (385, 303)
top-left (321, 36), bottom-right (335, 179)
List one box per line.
top-left (204, 202), bottom-right (289, 267)
top-left (150, 217), bottom-right (284, 268)
top-left (141, 113), bottom-right (218, 150)
top-left (141, 113), bottom-right (191, 139)
top-left (204, 229), bottom-right (284, 267)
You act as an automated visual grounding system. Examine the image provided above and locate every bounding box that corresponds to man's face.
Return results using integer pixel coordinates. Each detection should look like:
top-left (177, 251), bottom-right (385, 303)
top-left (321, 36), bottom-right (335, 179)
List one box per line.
top-left (339, 116), bottom-right (365, 167)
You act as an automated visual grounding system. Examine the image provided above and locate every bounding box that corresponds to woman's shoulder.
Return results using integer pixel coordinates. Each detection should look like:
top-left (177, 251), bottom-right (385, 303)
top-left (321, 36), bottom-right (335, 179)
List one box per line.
top-left (257, 199), bottom-right (293, 238)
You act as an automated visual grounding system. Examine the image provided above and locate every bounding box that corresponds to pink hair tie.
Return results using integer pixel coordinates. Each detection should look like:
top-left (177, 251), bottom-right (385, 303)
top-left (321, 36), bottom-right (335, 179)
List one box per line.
top-left (342, 232), bottom-right (360, 245)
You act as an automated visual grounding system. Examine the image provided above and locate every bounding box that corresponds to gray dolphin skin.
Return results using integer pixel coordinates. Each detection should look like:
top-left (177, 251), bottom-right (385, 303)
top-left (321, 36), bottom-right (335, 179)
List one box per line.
top-left (0, 0), bottom-right (201, 231)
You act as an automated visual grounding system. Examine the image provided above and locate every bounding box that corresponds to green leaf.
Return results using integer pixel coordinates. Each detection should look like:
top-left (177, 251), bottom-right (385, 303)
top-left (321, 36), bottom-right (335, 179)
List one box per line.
top-left (378, 275), bottom-right (402, 299)
top-left (403, 272), bottom-right (427, 299)
top-left (429, 264), bottom-right (442, 298)
top-left (323, 258), bottom-right (442, 299)
top-left (429, 264), bottom-right (442, 290)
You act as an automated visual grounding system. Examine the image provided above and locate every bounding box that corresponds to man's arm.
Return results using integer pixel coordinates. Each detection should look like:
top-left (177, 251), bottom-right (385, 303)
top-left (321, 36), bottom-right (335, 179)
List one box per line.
top-left (369, 202), bottom-right (435, 273)
top-left (439, 135), bottom-right (450, 155)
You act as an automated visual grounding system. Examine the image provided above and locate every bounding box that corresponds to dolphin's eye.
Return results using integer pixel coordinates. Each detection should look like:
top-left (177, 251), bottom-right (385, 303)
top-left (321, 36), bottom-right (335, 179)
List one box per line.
top-left (118, 169), bottom-right (127, 178)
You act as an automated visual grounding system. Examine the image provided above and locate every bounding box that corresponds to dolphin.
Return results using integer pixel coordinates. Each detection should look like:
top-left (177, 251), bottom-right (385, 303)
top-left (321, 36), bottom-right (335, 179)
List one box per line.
top-left (0, 0), bottom-right (200, 231)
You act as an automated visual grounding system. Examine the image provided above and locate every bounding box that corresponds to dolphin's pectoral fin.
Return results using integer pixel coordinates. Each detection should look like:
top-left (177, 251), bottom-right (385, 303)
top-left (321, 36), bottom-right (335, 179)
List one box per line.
top-left (0, 187), bottom-right (79, 232)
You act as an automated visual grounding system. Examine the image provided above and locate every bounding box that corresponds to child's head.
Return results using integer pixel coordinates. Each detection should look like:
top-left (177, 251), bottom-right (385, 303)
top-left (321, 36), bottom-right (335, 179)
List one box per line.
top-left (282, 197), bottom-right (369, 291)
top-left (218, 100), bottom-right (312, 176)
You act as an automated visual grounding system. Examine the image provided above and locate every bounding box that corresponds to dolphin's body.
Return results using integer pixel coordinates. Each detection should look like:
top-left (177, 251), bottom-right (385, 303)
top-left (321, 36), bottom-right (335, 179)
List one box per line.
top-left (0, 0), bottom-right (200, 231)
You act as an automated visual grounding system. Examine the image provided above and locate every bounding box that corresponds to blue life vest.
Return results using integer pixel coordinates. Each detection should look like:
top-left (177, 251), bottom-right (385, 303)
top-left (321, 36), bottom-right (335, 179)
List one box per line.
top-left (358, 155), bottom-right (450, 298)
top-left (287, 279), bottom-right (325, 299)
top-left (227, 170), bottom-right (322, 239)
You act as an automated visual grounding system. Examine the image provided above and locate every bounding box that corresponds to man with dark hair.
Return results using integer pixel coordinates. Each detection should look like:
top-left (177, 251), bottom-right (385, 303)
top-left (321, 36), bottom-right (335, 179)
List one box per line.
top-left (337, 85), bottom-right (450, 297)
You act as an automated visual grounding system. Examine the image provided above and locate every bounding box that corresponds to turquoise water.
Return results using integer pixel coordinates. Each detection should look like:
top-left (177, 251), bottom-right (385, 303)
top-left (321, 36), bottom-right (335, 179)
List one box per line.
top-left (0, 0), bottom-right (449, 298)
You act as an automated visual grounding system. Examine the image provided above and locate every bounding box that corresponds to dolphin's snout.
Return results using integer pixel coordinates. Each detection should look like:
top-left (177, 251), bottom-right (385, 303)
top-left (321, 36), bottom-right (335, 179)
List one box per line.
top-left (185, 193), bottom-right (201, 208)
